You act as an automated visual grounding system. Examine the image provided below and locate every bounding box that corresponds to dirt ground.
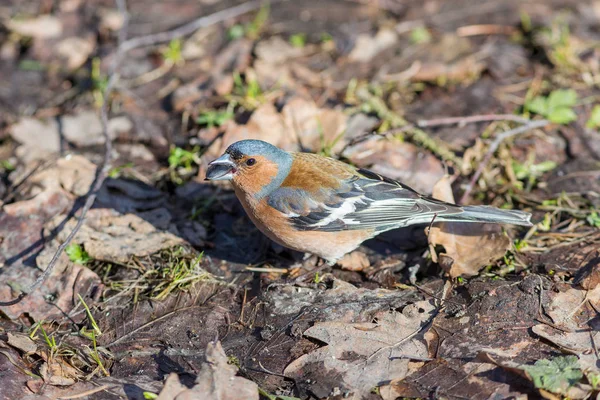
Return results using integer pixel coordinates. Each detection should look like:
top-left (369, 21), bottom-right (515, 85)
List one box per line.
top-left (1, 0), bottom-right (600, 399)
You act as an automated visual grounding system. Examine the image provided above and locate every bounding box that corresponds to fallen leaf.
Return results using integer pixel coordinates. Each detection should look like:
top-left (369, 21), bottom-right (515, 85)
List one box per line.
top-left (348, 28), bottom-right (398, 63)
top-left (7, 15), bottom-right (62, 39)
top-left (156, 373), bottom-right (188, 400)
top-left (6, 333), bottom-right (37, 354)
top-left (544, 286), bottom-right (600, 330)
top-left (55, 35), bottom-right (96, 70)
top-left (156, 341), bottom-right (258, 400)
top-left (574, 252), bottom-right (600, 290)
top-left (337, 251), bottom-right (370, 272)
top-left (40, 357), bottom-right (81, 386)
top-left (0, 211), bottom-right (101, 320)
top-left (284, 300), bottom-right (435, 399)
top-left (38, 208), bottom-right (185, 265)
top-left (255, 36), bottom-right (304, 64)
top-left (10, 111), bottom-right (132, 154)
top-left (281, 97), bottom-right (348, 153)
top-left (426, 175), bottom-right (510, 277)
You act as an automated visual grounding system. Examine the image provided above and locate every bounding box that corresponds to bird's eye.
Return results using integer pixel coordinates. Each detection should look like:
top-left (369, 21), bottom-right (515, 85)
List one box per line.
top-left (246, 158), bottom-right (256, 166)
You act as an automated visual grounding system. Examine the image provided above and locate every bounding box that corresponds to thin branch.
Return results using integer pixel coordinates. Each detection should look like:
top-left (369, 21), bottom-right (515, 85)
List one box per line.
top-left (459, 119), bottom-right (550, 205)
top-left (417, 113), bottom-right (531, 128)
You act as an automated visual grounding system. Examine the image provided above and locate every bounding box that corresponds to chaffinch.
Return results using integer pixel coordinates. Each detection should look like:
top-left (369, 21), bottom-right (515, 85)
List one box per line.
top-left (206, 139), bottom-right (532, 265)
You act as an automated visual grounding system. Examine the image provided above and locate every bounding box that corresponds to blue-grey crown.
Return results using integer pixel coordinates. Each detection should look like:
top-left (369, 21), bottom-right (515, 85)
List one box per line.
top-left (226, 139), bottom-right (284, 161)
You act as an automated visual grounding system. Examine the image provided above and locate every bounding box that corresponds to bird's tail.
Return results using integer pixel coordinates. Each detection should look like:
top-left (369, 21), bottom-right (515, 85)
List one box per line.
top-left (440, 205), bottom-right (532, 227)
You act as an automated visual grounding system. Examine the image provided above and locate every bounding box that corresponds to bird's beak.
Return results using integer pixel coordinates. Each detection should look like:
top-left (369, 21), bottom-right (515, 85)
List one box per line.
top-left (205, 153), bottom-right (236, 181)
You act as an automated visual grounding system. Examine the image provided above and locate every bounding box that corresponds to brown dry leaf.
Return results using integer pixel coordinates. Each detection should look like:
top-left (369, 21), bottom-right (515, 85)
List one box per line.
top-left (6, 333), bottom-right (37, 354)
top-left (284, 300), bottom-right (435, 399)
top-left (545, 286), bottom-right (600, 329)
top-left (574, 253), bottom-right (600, 289)
top-left (337, 251), bottom-right (370, 272)
top-left (281, 97), bottom-right (348, 153)
top-left (343, 136), bottom-right (445, 194)
top-left (156, 341), bottom-right (258, 400)
top-left (38, 208), bottom-right (185, 265)
top-left (348, 28), bottom-right (398, 63)
top-left (7, 15), bottom-right (63, 38)
top-left (532, 286), bottom-right (600, 373)
top-left (427, 175), bottom-right (510, 277)
top-left (10, 111), bottom-right (132, 156)
top-left (55, 35), bottom-right (96, 70)
top-left (4, 155), bottom-right (96, 221)
top-left (39, 357), bottom-right (81, 386)
top-left (255, 36), bottom-right (305, 64)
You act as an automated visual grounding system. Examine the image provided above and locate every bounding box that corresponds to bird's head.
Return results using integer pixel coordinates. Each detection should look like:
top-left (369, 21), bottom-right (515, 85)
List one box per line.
top-left (205, 140), bottom-right (292, 198)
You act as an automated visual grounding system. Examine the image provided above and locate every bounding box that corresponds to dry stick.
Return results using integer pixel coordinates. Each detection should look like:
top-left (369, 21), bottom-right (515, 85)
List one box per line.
top-left (417, 113), bottom-right (531, 127)
top-left (458, 119), bottom-right (550, 205)
top-left (0, 0), bottom-right (272, 307)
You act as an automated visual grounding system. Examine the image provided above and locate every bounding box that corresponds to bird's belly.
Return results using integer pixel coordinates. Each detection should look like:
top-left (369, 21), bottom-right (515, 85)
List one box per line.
top-left (236, 190), bottom-right (373, 262)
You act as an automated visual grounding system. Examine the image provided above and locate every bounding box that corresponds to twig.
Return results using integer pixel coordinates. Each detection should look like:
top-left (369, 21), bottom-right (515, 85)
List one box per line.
top-left (0, 2), bottom-right (126, 308)
top-left (459, 119), bottom-right (550, 204)
top-left (456, 24), bottom-right (518, 37)
top-left (417, 113), bottom-right (530, 128)
top-left (57, 385), bottom-right (116, 400)
top-left (119, 0), bottom-right (269, 53)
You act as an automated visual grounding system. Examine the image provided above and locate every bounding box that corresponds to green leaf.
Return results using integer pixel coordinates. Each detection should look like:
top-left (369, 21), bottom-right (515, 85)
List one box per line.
top-left (531, 160), bottom-right (557, 174)
top-left (227, 24), bottom-right (245, 40)
top-left (65, 243), bottom-right (91, 265)
top-left (0, 160), bottom-right (15, 171)
top-left (525, 96), bottom-right (548, 116)
top-left (410, 26), bottom-right (432, 44)
top-left (289, 33), bottom-right (306, 48)
top-left (586, 105), bottom-right (600, 129)
top-left (523, 355), bottom-right (583, 394)
top-left (547, 89), bottom-right (577, 110)
top-left (587, 212), bottom-right (600, 228)
top-left (548, 107), bottom-right (577, 124)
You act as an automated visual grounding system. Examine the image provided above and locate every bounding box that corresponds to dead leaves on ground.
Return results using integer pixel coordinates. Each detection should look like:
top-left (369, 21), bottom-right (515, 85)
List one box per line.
top-left (284, 300), bottom-right (436, 399)
top-left (427, 175), bottom-right (511, 277)
top-left (156, 341), bottom-right (258, 400)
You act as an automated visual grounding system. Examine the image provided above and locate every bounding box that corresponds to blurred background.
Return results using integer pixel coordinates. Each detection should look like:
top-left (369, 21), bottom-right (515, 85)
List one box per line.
top-left (1, 0), bottom-right (600, 399)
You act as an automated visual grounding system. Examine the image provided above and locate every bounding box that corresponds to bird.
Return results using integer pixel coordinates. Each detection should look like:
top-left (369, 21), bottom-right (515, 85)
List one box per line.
top-left (205, 139), bottom-right (532, 265)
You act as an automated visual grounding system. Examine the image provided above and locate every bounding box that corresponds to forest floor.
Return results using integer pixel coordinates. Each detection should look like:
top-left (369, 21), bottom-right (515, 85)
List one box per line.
top-left (1, 0), bottom-right (600, 399)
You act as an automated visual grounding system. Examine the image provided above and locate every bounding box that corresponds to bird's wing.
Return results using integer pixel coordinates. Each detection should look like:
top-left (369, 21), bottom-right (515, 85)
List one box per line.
top-left (267, 153), bottom-right (462, 232)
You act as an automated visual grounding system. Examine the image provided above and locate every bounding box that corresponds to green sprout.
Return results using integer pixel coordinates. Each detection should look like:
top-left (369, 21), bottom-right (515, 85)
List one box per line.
top-left (196, 103), bottom-right (235, 128)
top-left (512, 154), bottom-right (557, 191)
top-left (91, 57), bottom-right (109, 108)
top-left (65, 243), bottom-right (91, 265)
top-left (587, 211), bottom-right (600, 228)
top-left (289, 33), bottom-right (307, 48)
top-left (162, 39), bottom-right (184, 66)
top-left (523, 356), bottom-right (583, 395)
top-left (586, 105), bottom-right (600, 129)
top-left (1, 160), bottom-right (15, 171)
top-left (410, 26), bottom-right (432, 44)
top-left (525, 89), bottom-right (578, 124)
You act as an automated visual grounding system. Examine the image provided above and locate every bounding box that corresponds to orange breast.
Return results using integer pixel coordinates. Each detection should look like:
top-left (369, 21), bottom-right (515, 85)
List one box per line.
top-left (234, 187), bottom-right (374, 262)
